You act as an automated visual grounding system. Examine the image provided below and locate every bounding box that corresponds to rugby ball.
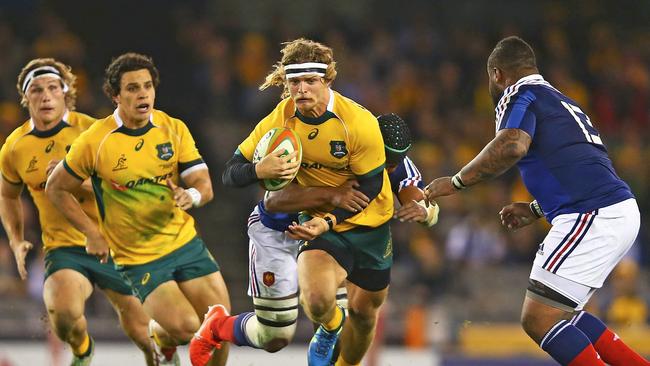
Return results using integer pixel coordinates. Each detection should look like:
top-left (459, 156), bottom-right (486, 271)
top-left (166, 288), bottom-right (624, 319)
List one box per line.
top-left (252, 127), bottom-right (302, 191)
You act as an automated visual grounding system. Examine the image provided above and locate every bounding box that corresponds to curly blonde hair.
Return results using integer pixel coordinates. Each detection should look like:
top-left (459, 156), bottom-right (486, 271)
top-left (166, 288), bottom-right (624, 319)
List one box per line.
top-left (260, 38), bottom-right (337, 99)
top-left (16, 58), bottom-right (78, 110)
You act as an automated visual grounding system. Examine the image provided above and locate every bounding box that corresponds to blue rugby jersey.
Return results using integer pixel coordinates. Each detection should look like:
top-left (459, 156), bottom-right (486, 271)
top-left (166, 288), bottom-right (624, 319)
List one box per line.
top-left (496, 74), bottom-right (633, 221)
top-left (258, 155), bottom-right (424, 232)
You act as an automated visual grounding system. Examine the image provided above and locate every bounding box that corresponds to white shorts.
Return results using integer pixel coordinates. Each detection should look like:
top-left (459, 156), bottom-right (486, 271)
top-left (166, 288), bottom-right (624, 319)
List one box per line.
top-left (530, 198), bottom-right (639, 309)
top-left (247, 206), bottom-right (301, 298)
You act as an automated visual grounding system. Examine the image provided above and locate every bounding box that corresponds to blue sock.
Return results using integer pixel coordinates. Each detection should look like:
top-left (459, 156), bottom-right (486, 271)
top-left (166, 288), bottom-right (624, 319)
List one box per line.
top-left (233, 312), bottom-right (256, 347)
top-left (540, 320), bottom-right (594, 365)
top-left (571, 311), bottom-right (606, 343)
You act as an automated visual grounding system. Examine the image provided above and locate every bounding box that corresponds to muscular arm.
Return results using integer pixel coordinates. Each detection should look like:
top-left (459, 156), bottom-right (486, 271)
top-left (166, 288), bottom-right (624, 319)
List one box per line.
top-left (0, 178), bottom-right (25, 244)
top-left (181, 168), bottom-right (213, 207)
top-left (222, 153), bottom-right (258, 187)
top-left (264, 180), bottom-right (369, 213)
top-left (425, 128), bottom-right (531, 201)
top-left (397, 185), bottom-right (425, 205)
top-left (45, 163), bottom-right (100, 238)
top-left (459, 128), bottom-right (531, 186)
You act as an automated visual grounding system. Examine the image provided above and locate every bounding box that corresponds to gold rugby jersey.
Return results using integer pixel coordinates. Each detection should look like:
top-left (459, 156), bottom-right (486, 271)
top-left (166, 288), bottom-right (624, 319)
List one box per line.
top-left (64, 109), bottom-right (207, 265)
top-left (0, 111), bottom-right (97, 251)
top-left (239, 89), bottom-right (393, 231)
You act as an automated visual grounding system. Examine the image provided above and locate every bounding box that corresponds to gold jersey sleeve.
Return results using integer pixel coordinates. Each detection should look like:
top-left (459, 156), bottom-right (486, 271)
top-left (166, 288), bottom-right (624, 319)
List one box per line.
top-left (238, 99), bottom-right (294, 161)
top-left (0, 111), bottom-right (97, 250)
top-left (64, 109), bottom-right (203, 265)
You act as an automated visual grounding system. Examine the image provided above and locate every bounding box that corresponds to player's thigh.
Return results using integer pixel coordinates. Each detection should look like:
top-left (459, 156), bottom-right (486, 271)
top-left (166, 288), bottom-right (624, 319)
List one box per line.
top-left (297, 248), bottom-right (347, 301)
top-left (178, 271), bottom-right (231, 316)
top-left (143, 280), bottom-right (200, 337)
top-left (247, 219), bottom-right (300, 298)
top-left (102, 288), bottom-right (150, 329)
top-left (346, 282), bottom-right (388, 317)
top-left (43, 269), bottom-right (93, 319)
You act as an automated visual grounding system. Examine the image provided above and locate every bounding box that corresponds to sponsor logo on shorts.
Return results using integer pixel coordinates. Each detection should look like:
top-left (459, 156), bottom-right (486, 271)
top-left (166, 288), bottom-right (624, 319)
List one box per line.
top-left (537, 243), bottom-right (545, 255)
top-left (262, 271), bottom-right (275, 287)
top-left (141, 272), bottom-right (151, 285)
top-left (383, 238), bottom-right (393, 259)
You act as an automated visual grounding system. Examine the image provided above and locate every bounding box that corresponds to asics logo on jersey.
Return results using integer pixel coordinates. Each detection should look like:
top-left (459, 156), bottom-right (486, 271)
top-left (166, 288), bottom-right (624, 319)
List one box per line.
top-left (112, 154), bottom-right (128, 171)
top-left (65, 145), bottom-right (71, 152)
top-left (308, 128), bottom-right (319, 140)
top-left (45, 140), bottom-right (55, 153)
top-left (135, 138), bottom-right (144, 151)
top-left (26, 156), bottom-right (38, 173)
top-left (156, 142), bottom-right (174, 160)
top-left (329, 141), bottom-right (348, 158)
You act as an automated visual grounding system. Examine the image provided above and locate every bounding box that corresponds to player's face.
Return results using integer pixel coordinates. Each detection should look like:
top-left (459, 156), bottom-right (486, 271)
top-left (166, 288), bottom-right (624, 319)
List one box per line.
top-left (114, 68), bottom-right (155, 126)
top-left (25, 76), bottom-right (66, 128)
top-left (288, 75), bottom-right (330, 117)
top-left (487, 66), bottom-right (505, 107)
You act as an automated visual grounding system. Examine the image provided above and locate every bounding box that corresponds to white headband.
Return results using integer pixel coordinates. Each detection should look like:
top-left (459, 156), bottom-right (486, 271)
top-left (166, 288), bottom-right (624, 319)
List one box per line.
top-left (284, 62), bottom-right (328, 79)
top-left (22, 66), bottom-right (69, 93)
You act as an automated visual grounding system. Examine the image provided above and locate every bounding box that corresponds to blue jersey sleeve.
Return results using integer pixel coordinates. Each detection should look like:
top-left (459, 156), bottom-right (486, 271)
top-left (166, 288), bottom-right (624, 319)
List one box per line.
top-left (497, 88), bottom-right (537, 137)
top-left (388, 156), bottom-right (424, 195)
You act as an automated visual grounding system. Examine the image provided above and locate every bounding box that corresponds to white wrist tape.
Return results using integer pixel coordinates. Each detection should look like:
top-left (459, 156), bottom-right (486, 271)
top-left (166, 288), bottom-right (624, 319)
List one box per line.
top-left (185, 188), bottom-right (202, 207)
top-left (416, 200), bottom-right (440, 227)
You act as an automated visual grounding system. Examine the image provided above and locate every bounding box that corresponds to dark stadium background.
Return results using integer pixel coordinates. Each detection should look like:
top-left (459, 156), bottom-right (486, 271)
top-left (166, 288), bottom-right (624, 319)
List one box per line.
top-left (0, 0), bottom-right (648, 365)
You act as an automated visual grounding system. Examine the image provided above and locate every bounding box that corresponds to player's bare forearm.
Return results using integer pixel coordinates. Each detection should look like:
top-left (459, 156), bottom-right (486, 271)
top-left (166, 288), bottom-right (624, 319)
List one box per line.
top-left (0, 185), bottom-right (25, 243)
top-left (45, 163), bottom-right (100, 237)
top-left (459, 128), bottom-right (531, 186)
top-left (264, 183), bottom-right (332, 213)
top-left (181, 168), bottom-right (213, 206)
top-left (397, 185), bottom-right (425, 206)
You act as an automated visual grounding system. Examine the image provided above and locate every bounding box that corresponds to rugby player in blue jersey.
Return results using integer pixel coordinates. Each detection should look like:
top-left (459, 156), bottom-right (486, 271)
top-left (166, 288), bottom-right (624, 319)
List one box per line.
top-left (425, 36), bottom-right (648, 366)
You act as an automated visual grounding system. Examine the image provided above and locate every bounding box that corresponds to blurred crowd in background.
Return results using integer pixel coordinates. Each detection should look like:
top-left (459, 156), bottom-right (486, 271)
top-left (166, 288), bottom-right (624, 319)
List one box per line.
top-left (0, 0), bottom-right (648, 357)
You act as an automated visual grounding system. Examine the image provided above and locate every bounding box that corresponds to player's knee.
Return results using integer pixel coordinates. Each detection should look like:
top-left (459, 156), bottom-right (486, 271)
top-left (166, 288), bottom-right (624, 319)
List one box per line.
top-left (301, 291), bottom-right (334, 321)
top-left (252, 296), bottom-right (298, 352)
top-left (520, 309), bottom-right (547, 343)
top-left (347, 306), bottom-right (377, 333)
top-left (165, 315), bottom-right (201, 344)
top-left (47, 306), bottom-right (83, 337)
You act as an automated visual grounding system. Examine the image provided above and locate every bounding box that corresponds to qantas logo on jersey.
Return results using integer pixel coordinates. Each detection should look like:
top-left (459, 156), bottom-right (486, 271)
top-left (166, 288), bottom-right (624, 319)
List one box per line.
top-left (110, 172), bottom-right (174, 191)
top-left (156, 142), bottom-right (174, 160)
top-left (300, 161), bottom-right (350, 171)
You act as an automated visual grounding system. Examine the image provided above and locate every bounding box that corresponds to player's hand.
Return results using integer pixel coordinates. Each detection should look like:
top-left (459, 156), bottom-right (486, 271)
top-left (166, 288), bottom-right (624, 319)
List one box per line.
top-left (286, 218), bottom-right (329, 241)
top-left (499, 202), bottom-right (538, 230)
top-left (166, 179), bottom-right (193, 210)
top-left (9, 240), bottom-right (34, 280)
top-left (395, 200), bottom-right (428, 223)
top-left (330, 180), bottom-right (369, 213)
top-left (46, 160), bottom-right (61, 177)
top-left (85, 231), bottom-right (110, 264)
top-left (424, 176), bottom-right (457, 204)
top-left (255, 150), bottom-right (300, 180)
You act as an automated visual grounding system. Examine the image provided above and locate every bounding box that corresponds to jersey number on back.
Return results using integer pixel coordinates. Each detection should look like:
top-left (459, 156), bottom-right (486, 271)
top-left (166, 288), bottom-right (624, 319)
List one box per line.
top-left (560, 101), bottom-right (603, 146)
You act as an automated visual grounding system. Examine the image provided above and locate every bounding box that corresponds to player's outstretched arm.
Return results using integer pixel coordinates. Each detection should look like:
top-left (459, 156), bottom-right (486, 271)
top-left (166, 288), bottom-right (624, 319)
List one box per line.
top-left (264, 180), bottom-right (369, 213)
top-left (425, 128), bottom-right (531, 203)
top-left (0, 177), bottom-right (33, 279)
top-left (394, 185), bottom-right (440, 226)
top-left (499, 201), bottom-right (541, 230)
top-left (45, 163), bottom-right (109, 263)
top-left (169, 167), bottom-right (213, 210)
